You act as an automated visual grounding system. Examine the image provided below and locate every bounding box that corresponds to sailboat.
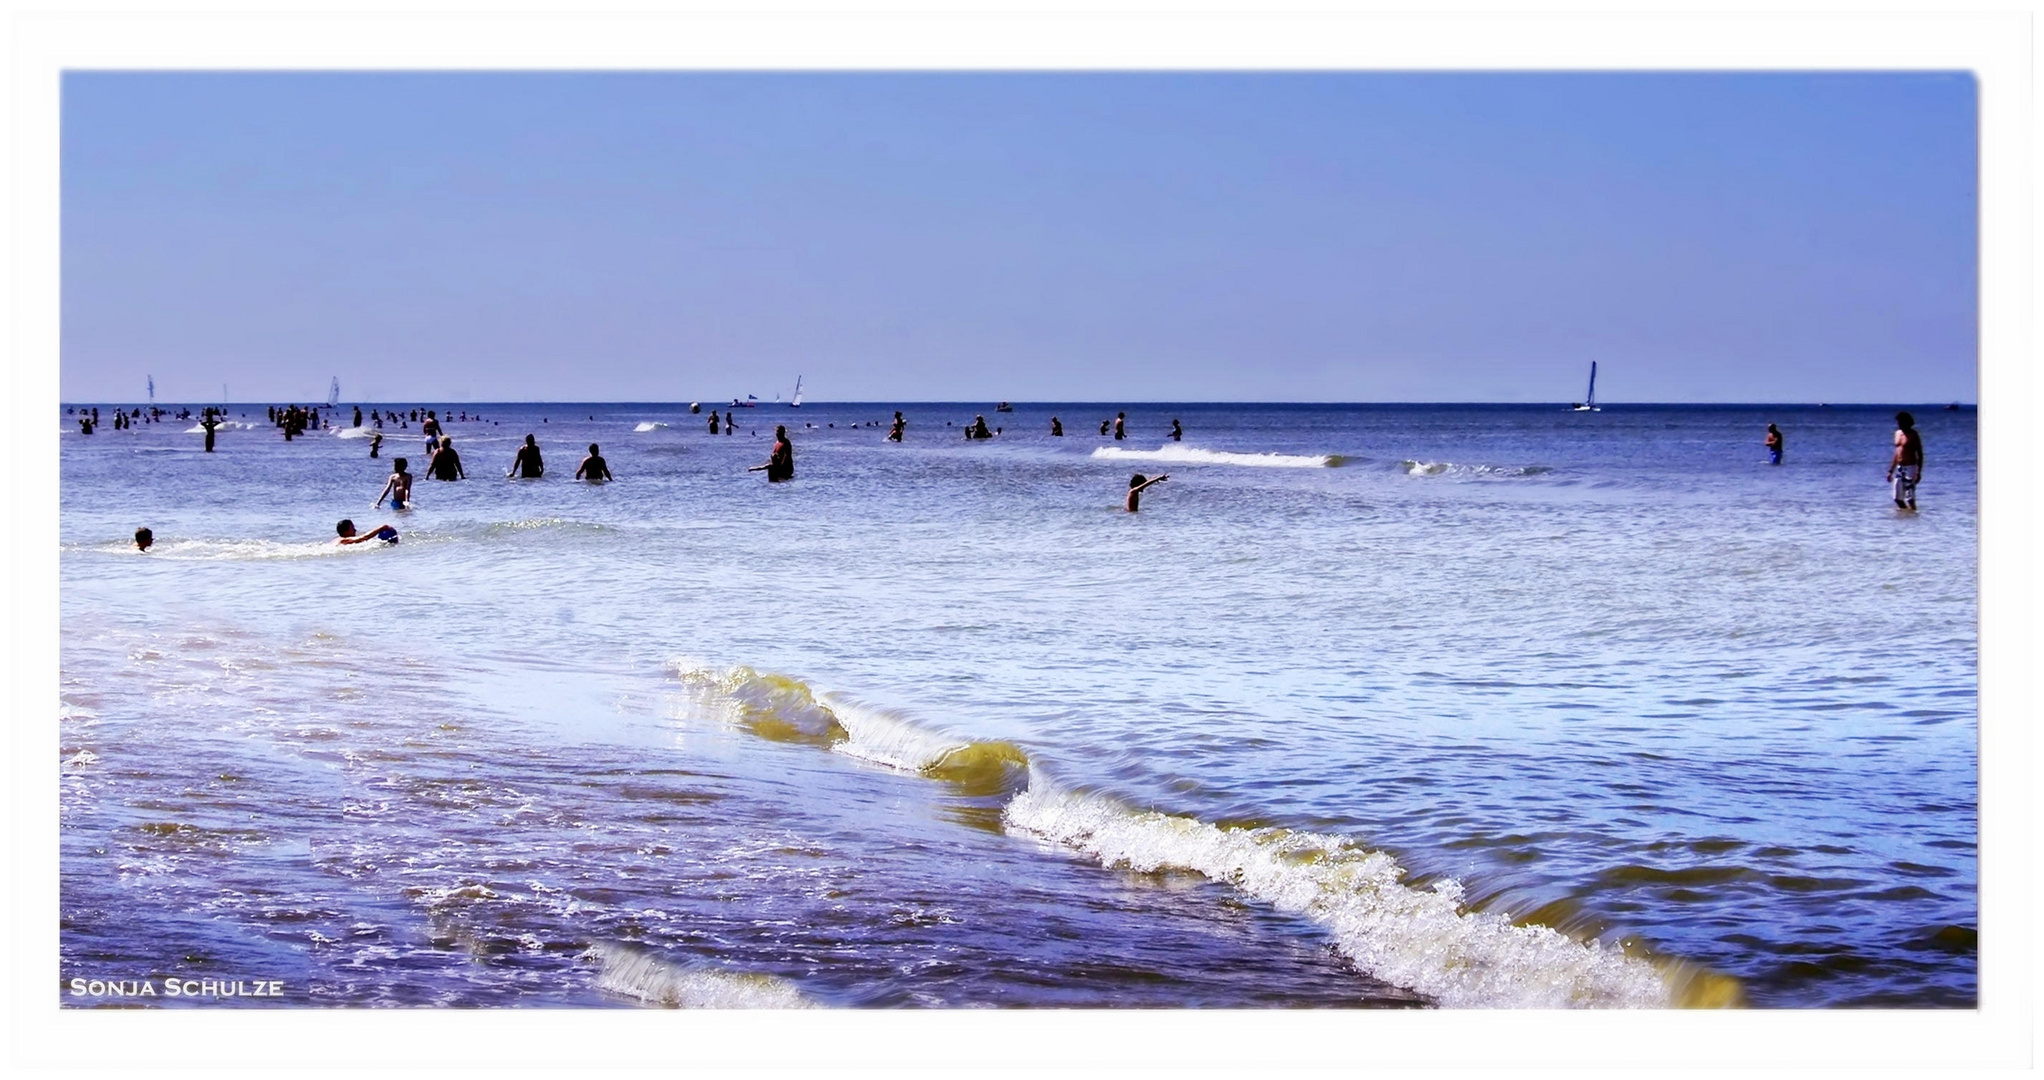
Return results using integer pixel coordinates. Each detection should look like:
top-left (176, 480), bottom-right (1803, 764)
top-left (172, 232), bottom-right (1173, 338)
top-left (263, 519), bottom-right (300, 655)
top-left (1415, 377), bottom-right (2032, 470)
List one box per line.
top-left (1571, 363), bottom-right (1600, 412)
top-left (326, 377), bottom-right (341, 409)
top-left (147, 375), bottom-right (155, 405)
top-left (789, 376), bottom-right (803, 408)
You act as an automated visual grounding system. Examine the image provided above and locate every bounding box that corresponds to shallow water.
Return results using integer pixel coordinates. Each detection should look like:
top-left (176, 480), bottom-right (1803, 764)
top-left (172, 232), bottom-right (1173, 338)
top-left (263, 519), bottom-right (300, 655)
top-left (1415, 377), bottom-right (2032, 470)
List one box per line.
top-left (59, 402), bottom-right (1976, 1007)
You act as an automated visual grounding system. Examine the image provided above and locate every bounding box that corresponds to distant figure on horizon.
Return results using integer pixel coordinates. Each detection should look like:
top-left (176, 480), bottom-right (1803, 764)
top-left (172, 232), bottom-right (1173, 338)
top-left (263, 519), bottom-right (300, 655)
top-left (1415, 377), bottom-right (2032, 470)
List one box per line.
top-left (888, 411), bottom-right (905, 442)
top-left (1765, 423), bottom-right (1784, 466)
top-left (377, 459), bottom-right (414, 510)
top-left (1169, 418), bottom-right (1183, 442)
top-left (508, 434), bottom-right (544, 479)
top-left (576, 443), bottom-right (613, 482)
top-left (1051, 416), bottom-right (1063, 436)
top-left (1125, 473), bottom-right (1168, 512)
top-left (1888, 412), bottom-right (1923, 511)
top-left (336, 519), bottom-right (399, 546)
top-left (428, 437), bottom-right (465, 480)
top-left (134, 527), bottom-right (153, 552)
top-left (750, 426), bottom-right (794, 481)
top-left (1114, 412), bottom-right (1127, 440)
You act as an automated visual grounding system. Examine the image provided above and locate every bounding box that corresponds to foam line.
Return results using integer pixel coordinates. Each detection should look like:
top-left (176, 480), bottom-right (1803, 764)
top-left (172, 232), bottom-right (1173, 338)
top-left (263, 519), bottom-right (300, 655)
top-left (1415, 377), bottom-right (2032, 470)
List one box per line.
top-left (1092, 444), bottom-right (1339, 468)
top-left (587, 943), bottom-right (817, 1008)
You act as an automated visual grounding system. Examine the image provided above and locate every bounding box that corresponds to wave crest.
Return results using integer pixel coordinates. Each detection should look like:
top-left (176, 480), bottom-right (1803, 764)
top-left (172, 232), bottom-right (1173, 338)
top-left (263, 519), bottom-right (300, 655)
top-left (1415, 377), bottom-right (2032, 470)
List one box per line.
top-left (1400, 460), bottom-right (1554, 479)
top-left (587, 943), bottom-right (816, 1008)
top-left (1092, 445), bottom-right (1340, 468)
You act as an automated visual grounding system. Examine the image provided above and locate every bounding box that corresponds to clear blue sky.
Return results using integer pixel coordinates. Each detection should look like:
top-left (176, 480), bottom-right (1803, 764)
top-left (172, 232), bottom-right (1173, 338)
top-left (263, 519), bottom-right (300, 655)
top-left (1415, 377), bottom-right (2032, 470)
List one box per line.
top-left (61, 71), bottom-right (1977, 404)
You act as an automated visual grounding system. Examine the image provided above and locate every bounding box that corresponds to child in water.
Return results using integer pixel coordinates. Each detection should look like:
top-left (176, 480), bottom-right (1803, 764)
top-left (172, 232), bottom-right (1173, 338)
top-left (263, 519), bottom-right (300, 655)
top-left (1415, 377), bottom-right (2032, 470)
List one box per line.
top-left (376, 458), bottom-right (414, 510)
top-left (336, 519), bottom-right (399, 545)
top-left (1126, 473), bottom-right (1168, 512)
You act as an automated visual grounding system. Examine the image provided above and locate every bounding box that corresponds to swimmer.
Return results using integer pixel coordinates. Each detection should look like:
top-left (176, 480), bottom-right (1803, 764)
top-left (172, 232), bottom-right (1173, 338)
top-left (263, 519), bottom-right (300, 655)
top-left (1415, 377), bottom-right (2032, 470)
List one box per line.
top-left (376, 458), bottom-right (414, 510)
top-left (576, 443), bottom-right (613, 482)
top-left (508, 434), bottom-right (544, 479)
top-left (1051, 416), bottom-right (1063, 436)
top-left (1125, 472), bottom-right (1169, 512)
top-left (134, 527), bottom-right (153, 552)
top-left (967, 415), bottom-right (992, 440)
top-left (335, 519), bottom-right (399, 546)
top-left (1099, 419), bottom-right (1110, 436)
top-left (427, 436), bottom-right (466, 481)
top-left (1169, 418), bottom-right (1183, 442)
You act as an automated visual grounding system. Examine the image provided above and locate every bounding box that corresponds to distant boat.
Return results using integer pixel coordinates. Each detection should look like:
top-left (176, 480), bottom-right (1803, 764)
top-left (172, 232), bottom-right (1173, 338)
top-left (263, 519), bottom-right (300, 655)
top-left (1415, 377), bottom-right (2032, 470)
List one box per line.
top-left (1944, 402), bottom-right (1961, 411)
top-left (1570, 363), bottom-right (1600, 412)
top-left (732, 395), bottom-right (758, 408)
top-left (147, 375), bottom-right (155, 404)
top-left (995, 401), bottom-right (1013, 413)
top-left (327, 377), bottom-right (340, 409)
top-left (790, 376), bottom-right (803, 408)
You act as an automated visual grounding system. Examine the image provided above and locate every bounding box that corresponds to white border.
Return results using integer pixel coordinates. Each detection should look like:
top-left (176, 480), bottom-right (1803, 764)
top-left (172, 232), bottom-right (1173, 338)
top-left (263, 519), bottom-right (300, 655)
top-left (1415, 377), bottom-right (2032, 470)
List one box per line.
top-left (8, 3), bottom-right (2032, 1075)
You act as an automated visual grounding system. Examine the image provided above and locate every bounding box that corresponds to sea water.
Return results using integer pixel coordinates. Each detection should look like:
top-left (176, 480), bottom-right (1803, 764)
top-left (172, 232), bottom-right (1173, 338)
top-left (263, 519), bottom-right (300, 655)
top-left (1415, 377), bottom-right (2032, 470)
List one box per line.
top-left (57, 403), bottom-right (1977, 1008)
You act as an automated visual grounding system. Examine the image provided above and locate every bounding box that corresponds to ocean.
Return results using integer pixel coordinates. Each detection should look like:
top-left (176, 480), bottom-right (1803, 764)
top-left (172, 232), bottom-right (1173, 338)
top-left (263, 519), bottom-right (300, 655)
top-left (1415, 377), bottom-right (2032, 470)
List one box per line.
top-left (57, 401), bottom-right (1977, 1008)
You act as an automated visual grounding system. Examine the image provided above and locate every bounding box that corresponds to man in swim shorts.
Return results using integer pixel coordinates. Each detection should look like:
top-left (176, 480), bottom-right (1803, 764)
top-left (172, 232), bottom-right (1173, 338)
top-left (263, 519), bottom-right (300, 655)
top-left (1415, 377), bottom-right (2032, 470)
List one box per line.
top-left (1766, 423), bottom-right (1784, 466)
top-left (376, 458), bottom-right (414, 509)
top-left (428, 437), bottom-right (466, 480)
top-left (336, 519), bottom-right (399, 545)
top-left (1887, 411), bottom-right (1923, 510)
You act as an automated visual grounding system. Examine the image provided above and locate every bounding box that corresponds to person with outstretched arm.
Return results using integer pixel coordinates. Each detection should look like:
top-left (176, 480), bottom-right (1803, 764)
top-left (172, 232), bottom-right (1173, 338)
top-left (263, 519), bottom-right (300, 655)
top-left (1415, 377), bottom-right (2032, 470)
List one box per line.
top-left (576, 443), bottom-right (613, 482)
top-left (1125, 472), bottom-right (1168, 512)
top-left (335, 519), bottom-right (399, 545)
top-left (749, 426), bottom-right (794, 481)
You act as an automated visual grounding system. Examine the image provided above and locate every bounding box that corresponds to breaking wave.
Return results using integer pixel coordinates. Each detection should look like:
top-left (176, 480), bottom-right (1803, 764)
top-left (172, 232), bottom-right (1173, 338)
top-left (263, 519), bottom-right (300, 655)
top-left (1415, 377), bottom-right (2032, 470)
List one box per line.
top-left (587, 942), bottom-right (817, 1008)
top-left (181, 420), bottom-right (262, 433)
top-left (1092, 445), bottom-right (1342, 468)
top-left (1400, 460), bottom-right (1554, 479)
top-left (633, 422), bottom-right (670, 432)
top-left (665, 663), bottom-right (1740, 1009)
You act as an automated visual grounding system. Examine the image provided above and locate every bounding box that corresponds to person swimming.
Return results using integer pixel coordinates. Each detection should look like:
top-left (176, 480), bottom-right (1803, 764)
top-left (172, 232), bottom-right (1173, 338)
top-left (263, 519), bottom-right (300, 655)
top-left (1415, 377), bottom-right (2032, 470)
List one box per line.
top-left (336, 519), bottom-right (399, 546)
top-left (376, 458), bottom-right (414, 510)
top-left (1125, 472), bottom-right (1168, 512)
top-left (577, 443), bottom-right (613, 482)
top-left (134, 527), bottom-right (153, 552)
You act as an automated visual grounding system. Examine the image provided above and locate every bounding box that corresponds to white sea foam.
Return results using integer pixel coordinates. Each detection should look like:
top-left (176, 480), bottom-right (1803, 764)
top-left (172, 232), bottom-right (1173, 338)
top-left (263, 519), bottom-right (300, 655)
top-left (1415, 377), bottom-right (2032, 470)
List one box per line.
top-left (1400, 460), bottom-right (1554, 479)
top-left (142, 538), bottom-right (379, 561)
top-left (1092, 444), bottom-right (1338, 468)
top-left (1003, 781), bottom-right (1675, 1008)
top-left (633, 422), bottom-right (670, 433)
top-left (182, 420), bottom-right (261, 433)
top-left (587, 943), bottom-right (817, 1008)
top-left (333, 426), bottom-right (380, 439)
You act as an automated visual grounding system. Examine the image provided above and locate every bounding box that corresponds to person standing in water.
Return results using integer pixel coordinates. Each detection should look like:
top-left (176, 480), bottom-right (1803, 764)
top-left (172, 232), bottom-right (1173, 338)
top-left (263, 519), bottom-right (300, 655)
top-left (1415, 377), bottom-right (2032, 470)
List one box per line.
top-left (1114, 412), bottom-right (1127, 440)
top-left (709, 411), bottom-right (721, 435)
top-left (1888, 411), bottom-right (1924, 510)
top-left (200, 408), bottom-right (220, 452)
top-left (576, 443), bottom-right (613, 482)
top-left (507, 434), bottom-right (544, 479)
top-left (1125, 473), bottom-right (1168, 512)
top-left (352, 405), bottom-right (363, 428)
top-left (1051, 416), bottom-right (1063, 436)
top-left (1765, 423), bottom-right (1784, 465)
top-left (1169, 418), bottom-right (1183, 442)
top-left (751, 426), bottom-right (794, 481)
top-left (724, 411), bottom-right (735, 436)
top-left (369, 431), bottom-right (383, 459)
top-left (966, 415), bottom-right (992, 440)
top-left (428, 436), bottom-right (466, 480)
top-left (376, 458), bottom-right (414, 510)
top-left (888, 411), bottom-right (906, 442)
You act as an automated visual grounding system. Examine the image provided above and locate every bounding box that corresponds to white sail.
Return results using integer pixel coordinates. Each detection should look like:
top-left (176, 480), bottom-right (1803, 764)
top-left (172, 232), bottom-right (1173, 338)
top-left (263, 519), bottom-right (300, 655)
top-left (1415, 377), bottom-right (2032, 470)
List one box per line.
top-left (1572, 363), bottom-right (1600, 412)
top-left (147, 375), bottom-right (155, 403)
top-left (327, 377), bottom-right (341, 408)
top-left (790, 376), bottom-right (803, 407)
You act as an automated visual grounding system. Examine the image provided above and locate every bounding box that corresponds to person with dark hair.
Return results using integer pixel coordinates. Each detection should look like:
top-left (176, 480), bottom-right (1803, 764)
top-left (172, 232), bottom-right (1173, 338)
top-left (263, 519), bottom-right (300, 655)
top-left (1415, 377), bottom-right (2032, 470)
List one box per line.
top-left (1765, 423), bottom-right (1784, 465)
top-left (709, 411), bottom-right (721, 435)
top-left (966, 415), bottom-right (992, 440)
top-left (1114, 411), bottom-right (1127, 440)
top-left (1888, 412), bottom-right (1923, 510)
top-left (134, 527), bottom-right (153, 552)
top-left (1125, 473), bottom-right (1168, 512)
top-left (1169, 418), bottom-right (1183, 442)
top-left (751, 426), bottom-right (794, 481)
top-left (1050, 416), bottom-right (1063, 436)
top-left (724, 411), bottom-right (735, 436)
top-left (336, 519), bottom-right (399, 545)
top-left (369, 431), bottom-right (383, 458)
top-left (887, 411), bottom-right (906, 442)
top-left (508, 434), bottom-right (544, 479)
top-left (201, 408), bottom-right (219, 452)
top-left (576, 443), bottom-right (613, 482)
top-left (376, 458), bottom-right (414, 510)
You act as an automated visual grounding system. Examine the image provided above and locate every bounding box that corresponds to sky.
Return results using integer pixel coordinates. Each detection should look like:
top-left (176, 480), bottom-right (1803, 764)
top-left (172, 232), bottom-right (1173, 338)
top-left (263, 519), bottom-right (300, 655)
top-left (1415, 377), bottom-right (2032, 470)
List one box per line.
top-left (60, 71), bottom-right (1978, 404)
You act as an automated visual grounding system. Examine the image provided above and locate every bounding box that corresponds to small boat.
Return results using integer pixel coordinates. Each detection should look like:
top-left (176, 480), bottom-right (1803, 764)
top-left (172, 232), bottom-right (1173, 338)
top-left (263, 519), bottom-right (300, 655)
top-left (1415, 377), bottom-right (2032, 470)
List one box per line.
top-left (732, 395), bottom-right (758, 408)
top-left (790, 376), bottom-right (803, 408)
top-left (1570, 363), bottom-right (1600, 412)
top-left (995, 401), bottom-right (1013, 413)
top-left (327, 377), bottom-right (341, 409)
